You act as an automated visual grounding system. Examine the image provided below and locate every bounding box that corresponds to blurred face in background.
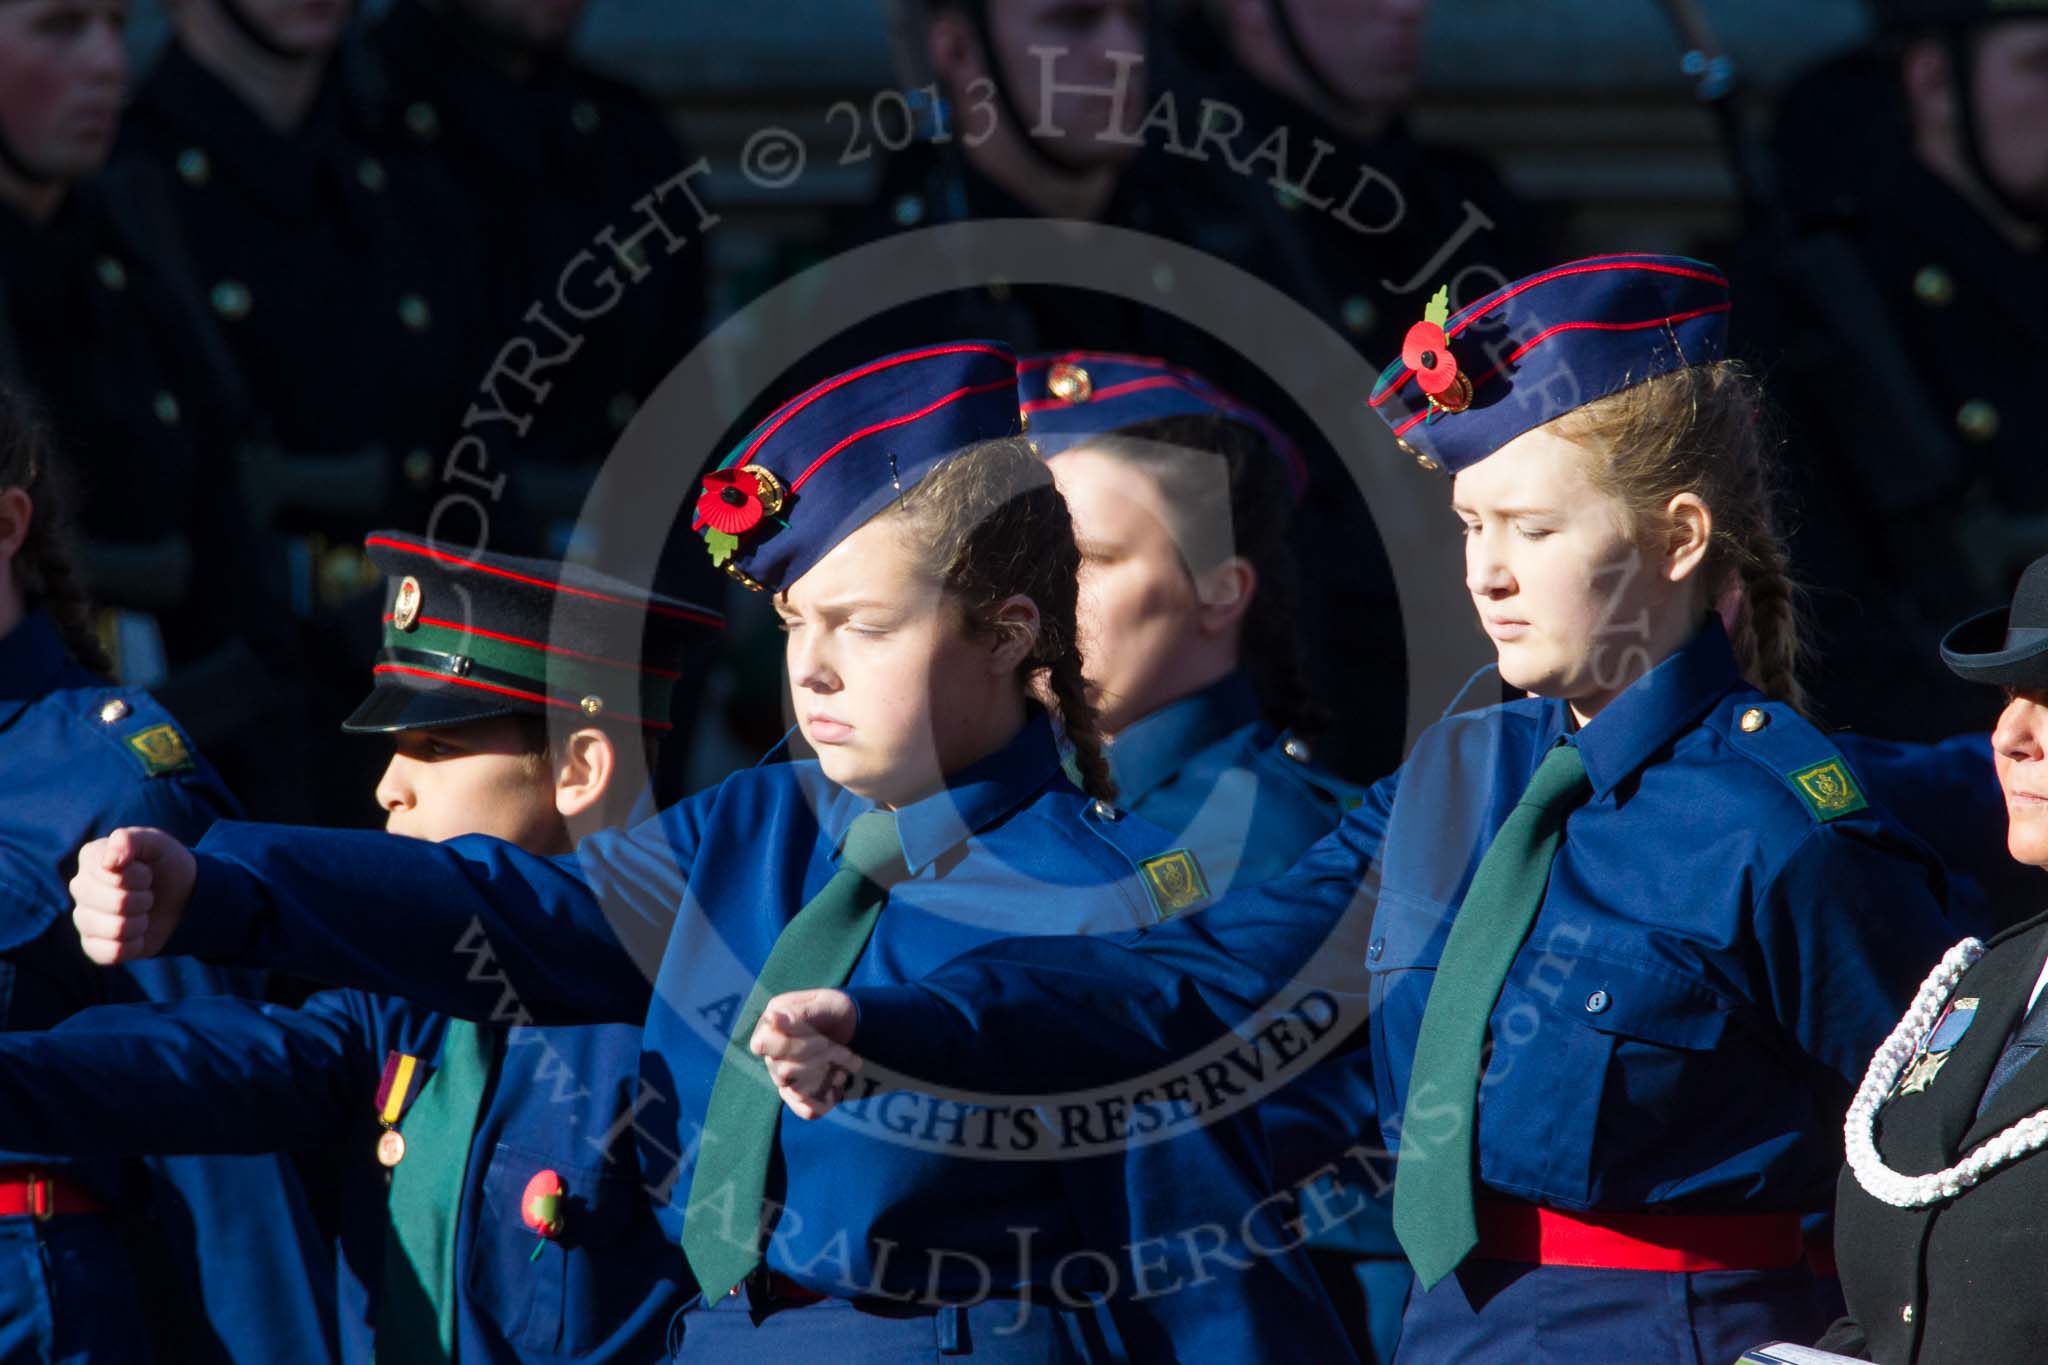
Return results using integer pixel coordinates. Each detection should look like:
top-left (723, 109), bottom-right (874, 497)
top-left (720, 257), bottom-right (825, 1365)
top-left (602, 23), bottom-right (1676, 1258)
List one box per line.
top-left (932, 0), bottom-right (1148, 174)
top-left (1905, 19), bottom-right (2048, 224)
top-left (184, 0), bottom-right (351, 61)
top-left (1049, 443), bottom-right (1248, 737)
top-left (1226, 0), bottom-right (1429, 121)
top-left (1970, 20), bottom-right (2048, 221)
top-left (451, 0), bottom-right (591, 54)
top-left (0, 0), bottom-right (127, 186)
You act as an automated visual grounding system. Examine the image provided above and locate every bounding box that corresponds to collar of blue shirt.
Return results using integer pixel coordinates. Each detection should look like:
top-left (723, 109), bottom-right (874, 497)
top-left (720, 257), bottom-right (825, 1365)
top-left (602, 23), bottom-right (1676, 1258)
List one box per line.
top-left (1105, 671), bottom-right (1262, 806)
top-left (1562, 616), bottom-right (1742, 801)
top-left (0, 611), bottom-right (74, 728)
top-left (830, 708), bottom-right (1064, 877)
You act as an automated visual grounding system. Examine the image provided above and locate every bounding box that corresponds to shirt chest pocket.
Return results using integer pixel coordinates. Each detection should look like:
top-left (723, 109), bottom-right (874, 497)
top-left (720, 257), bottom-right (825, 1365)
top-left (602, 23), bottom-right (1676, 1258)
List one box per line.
top-left (1482, 948), bottom-right (1734, 1205)
top-left (467, 1142), bottom-right (682, 1358)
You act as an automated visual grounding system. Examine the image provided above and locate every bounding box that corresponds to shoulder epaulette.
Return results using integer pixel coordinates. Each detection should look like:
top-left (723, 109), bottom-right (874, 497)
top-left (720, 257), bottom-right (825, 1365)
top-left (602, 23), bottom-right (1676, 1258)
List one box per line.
top-left (1721, 700), bottom-right (1869, 824)
top-left (1077, 798), bottom-right (1214, 921)
top-left (78, 690), bottom-right (198, 780)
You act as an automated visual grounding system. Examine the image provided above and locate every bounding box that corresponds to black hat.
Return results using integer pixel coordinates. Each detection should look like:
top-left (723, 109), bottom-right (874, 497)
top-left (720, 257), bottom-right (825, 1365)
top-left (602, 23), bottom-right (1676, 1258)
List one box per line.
top-left (1941, 554), bottom-right (2048, 687)
top-left (1870, 0), bottom-right (2048, 30)
top-left (341, 532), bottom-right (724, 736)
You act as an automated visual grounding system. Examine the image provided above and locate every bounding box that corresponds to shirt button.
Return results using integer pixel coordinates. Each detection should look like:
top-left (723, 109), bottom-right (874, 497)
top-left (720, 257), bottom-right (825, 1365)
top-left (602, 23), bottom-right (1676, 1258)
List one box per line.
top-left (1585, 990), bottom-right (1611, 1014)
top-left (405, 101), bottom-right (440, 142)
top-left (403, 448), bottom-right (435, 487)
top-left (1902, 1304), bottom-right (1914, 1324)
top-left (1912, 265), bottom-right (1954, 307)
top-left (176, 147), bottom-right (210, 185)
top-left (1282, 737), bottom-right (1312, 764)
top-left (95, 256), bottom-right (127, 291)
top-left (1367, 938), bottom-right (1385, 963)
top-left (398, 294), bottom-right (432, 332)
top-left (1739, 707), bottom-right (1768, 733)
top-left (1956, 399), bottom-right (2000, 443)
top-left (357, 157), bottom-right (387, 193)
top-left (1091, 799), bottom-right (1121, 821)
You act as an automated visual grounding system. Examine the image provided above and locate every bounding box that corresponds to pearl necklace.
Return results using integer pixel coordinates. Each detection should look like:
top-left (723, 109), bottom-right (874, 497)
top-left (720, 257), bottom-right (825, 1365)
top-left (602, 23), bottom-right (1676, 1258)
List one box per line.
top-left (1845, 936), bottom-right (2048, 1208)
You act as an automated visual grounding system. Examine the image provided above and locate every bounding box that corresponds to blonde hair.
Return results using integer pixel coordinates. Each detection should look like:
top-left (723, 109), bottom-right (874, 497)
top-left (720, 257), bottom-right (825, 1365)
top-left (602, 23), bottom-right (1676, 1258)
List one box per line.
top-left (1555, 360), bottom-right (1808, 712)
top-left (887, 437), bottom-right (1116, 802)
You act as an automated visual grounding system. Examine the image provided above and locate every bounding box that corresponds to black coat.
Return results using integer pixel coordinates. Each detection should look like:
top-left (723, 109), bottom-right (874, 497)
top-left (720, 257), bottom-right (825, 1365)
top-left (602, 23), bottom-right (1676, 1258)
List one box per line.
top-left (1822, 908), bottom-right (2048, 1363)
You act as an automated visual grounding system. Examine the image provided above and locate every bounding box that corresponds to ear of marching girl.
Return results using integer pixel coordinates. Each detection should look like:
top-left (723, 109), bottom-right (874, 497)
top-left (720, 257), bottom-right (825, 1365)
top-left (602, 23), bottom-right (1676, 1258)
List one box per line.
top-left (756, 257), bottom-right (1965, 1364)
top-left (68, 342), bottom-right (1352, 1362)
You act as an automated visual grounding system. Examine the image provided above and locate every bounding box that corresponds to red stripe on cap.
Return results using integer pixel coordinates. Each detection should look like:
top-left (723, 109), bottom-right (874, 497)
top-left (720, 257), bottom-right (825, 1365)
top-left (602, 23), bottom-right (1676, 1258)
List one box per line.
top-left (788, 376), bottom-right (1019, 491)
top-left (386, 614), bottom-right (686, 681)
top-left (688, 343), bottom-right (1013, 534)
top-left (370, 664), bottom-right (673, 731)
top-left (1019, 373), bottom-right (1194, 413)
top-left (1017, 349), bottom-right (1163, 372)
top-left (1369, 258), bottom-right (1729, 410)
top-left (365, 537), bottom-right (722, 627)
top-left (1389, 303), bottom-right (1732, 440)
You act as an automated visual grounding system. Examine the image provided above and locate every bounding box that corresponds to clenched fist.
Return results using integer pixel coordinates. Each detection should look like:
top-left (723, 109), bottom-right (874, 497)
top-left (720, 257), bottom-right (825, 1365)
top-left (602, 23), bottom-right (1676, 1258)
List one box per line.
top-left (750, 989), bottom-right (861, 1120)
top-left (70, 827), bottom-right (197, 965)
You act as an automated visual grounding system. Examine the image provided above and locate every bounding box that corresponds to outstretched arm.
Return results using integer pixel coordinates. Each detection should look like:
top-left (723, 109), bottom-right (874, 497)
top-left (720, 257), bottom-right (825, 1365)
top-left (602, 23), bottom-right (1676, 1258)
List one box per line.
top-left (0, 991), bottom-right (366, 1155)
top-left (755, 788), bottom-right (1391, 1113)
top-left (72, 798), bottom-right (708, 1024)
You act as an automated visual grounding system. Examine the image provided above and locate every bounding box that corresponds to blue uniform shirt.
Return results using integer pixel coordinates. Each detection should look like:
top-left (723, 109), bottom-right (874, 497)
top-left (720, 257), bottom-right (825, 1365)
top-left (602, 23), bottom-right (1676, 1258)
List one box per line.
top-left (836, 623), bottom-right (1960, 1361)
top-left (1106, 672), bottom-right (1402, 1356)
top-left (0, 609), bottom-right (335, 1365)
top-left (1106, 672), bottom-right (1359, 894)
top-left (165, 711), bottom-right (1350, 1361)
top-left (0, 993), bottom-right (680, 1364)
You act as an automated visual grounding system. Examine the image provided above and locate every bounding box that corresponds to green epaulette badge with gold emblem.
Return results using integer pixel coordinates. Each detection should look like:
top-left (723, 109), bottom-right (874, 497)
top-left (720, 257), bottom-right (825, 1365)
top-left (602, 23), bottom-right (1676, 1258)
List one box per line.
top-left (1787, 757), bottom-right (1868, 823)
top-left (1138, 849), bottom-right (1211, 921)
top-left (126, 724), bottom-right (194, 777)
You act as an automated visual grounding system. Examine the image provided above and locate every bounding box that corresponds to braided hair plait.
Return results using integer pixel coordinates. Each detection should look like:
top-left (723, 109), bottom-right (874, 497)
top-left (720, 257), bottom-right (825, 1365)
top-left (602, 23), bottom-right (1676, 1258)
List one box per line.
top-left (0, 388), bottom-right (110, 677)
top-left (890, 436), bottom-right (1118, 803)
top-left (1560, 360), bottom-right (1810, 713)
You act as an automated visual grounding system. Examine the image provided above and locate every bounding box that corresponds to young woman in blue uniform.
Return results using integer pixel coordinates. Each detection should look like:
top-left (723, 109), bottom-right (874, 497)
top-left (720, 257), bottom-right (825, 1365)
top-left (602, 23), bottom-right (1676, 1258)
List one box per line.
top-left (1021, 349), bottom-right (1404, 1360)
top-left (68, 344), bottom-right (1349, 1362)
top-left (0, 392), bottom-right (333, 1362)
top-left (749, 258), bottom-right (1965, 1363)
top-left (0, 531), bottom-right (721, 1364)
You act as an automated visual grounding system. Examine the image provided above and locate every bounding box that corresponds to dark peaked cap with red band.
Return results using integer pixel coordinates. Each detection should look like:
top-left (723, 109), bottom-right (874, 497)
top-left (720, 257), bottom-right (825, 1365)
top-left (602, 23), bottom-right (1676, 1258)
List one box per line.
top-left (689, 342), bottom-right (1023, 594)
top-left (1367, 254), bottom-right (1732, 475)
top-left (343, 532), bottom-right (724, 736)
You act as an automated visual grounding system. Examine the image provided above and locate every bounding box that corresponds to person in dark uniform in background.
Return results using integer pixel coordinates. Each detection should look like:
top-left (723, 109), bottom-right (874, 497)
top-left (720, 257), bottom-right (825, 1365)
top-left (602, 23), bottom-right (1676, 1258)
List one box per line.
top-left (1798, 553), bottom-right (2048, 1365)
top-left (0, 390), bottom-right (334, 1363)
top-left (0, 0), bottom-right (317, 828)
top-left (366, 0), bottom-right (712, 560)
top-left (117, 0), bottom-right (496, 824)
top-left (1159, 0), bottom-right (1543, 366)
top-left (0, 530), bottom-right (721, 1365)
top-left (117, 0), bottom-right (490, 602)
top-left (1022, 349), bottom-right (1406, 1362)
top-left (1743, 0), bottom-right (2048, 743)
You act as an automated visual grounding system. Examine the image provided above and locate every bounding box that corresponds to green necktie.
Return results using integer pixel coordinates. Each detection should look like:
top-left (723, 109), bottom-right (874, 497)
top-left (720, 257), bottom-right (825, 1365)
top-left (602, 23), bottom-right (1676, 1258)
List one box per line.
top-left (681, 810), bottom-right (906, 1300)
top-left (377, 1018), bottom-right (498, 1364)
top-left (1392, 743), bottom-right (1591, 1291)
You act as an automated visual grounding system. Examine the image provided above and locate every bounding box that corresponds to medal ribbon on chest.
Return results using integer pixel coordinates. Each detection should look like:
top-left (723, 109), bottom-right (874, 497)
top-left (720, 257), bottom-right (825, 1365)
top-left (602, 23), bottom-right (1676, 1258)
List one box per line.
top-left (373, 1050), bottom-right (432, 1168)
